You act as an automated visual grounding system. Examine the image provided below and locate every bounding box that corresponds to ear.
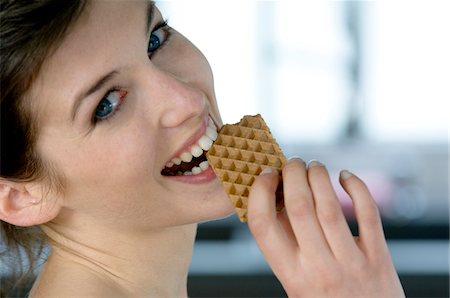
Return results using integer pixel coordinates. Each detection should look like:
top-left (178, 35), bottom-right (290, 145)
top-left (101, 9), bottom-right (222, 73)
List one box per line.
top-left (0, 180), bottom-right (62, 227)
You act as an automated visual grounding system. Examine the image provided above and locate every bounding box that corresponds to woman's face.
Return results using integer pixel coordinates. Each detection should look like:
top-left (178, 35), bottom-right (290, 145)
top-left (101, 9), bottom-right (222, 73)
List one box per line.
top-left (30, 0), bottom-right (233, 230)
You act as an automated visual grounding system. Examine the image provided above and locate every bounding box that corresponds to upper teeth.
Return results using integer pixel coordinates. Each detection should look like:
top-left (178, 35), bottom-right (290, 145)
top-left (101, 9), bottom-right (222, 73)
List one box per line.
top-left (165, 116), bottom-right (218, 170)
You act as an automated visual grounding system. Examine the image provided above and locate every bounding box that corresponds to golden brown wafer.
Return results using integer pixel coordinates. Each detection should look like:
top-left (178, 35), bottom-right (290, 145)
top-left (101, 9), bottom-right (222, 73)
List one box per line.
top-left (206, 114), bottom-right (286, 222)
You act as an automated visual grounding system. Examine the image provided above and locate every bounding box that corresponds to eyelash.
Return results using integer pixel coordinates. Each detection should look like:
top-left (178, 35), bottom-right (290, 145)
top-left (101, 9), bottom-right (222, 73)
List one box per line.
top-left (148, 19), bottom-right (171, 57)
top-left (93, 20), bottom-right (171, 124)
top-left (93, 87), bottom-right (127, 124)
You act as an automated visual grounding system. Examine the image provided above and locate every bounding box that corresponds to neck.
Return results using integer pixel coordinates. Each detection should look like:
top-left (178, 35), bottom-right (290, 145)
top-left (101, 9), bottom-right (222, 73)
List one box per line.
top-left (35, 216), bottom-right (197, 297)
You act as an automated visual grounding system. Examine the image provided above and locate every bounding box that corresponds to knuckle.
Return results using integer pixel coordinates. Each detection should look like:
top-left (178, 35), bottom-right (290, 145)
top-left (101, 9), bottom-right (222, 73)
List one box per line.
top-left (363, 201), bottom-right (382, 224)
top-left (368, 199), bottom-right (381, 215)
top-left (317, 205), bottom-right (341, 225)
top-left (286, 195), bottom-right (314, 218)
top-left (248, 212), bottom-right (271, 237)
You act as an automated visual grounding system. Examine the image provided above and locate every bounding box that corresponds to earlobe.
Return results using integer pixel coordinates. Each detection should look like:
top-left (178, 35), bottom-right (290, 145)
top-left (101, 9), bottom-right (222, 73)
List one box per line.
top-left (0, 181), bottom-right (60, 227)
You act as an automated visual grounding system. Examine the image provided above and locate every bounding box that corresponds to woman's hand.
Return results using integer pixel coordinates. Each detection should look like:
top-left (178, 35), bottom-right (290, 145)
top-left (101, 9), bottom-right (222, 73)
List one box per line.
top-left (247, 158), bottom-right (405, 298)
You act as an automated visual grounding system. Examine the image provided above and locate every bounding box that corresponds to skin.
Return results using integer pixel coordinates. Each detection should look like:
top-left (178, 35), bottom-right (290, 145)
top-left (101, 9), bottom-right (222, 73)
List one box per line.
top-left (248, 160), bottom-right (404, 297)
top-left (28, 1), bottom-right (233, 296)
top-left (0, 1), bottom-right (404, 297)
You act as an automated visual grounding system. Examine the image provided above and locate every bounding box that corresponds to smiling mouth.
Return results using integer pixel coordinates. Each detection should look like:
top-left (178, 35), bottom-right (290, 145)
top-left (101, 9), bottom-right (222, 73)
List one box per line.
top-left (161, 117), bottom-right (218, 176)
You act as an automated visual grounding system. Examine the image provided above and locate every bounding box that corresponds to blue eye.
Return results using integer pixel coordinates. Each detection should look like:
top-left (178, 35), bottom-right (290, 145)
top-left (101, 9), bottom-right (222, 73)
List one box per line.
top-left (148, 32), bottom-right (161, 53)
top-left (148, 23), bottom-right (168, 55)
top-left (95, 90), bottom-right (124, 121)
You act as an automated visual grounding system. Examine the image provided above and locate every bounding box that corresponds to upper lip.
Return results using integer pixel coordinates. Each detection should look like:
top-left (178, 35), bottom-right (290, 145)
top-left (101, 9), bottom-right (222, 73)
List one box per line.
top-left (162, 113), bottom-right (211, 168)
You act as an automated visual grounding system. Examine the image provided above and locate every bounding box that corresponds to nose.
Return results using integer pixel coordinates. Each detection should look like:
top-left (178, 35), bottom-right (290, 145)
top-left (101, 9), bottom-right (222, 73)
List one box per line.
top-left (146, 67), bottom-right (206, 129)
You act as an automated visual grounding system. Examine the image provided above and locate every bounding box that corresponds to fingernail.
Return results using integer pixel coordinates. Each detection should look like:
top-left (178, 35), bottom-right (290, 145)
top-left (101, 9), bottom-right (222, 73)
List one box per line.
top-left (260, 167), bottom-right (273, 175)
top-left (288, 156), bottom-right (305, 164)
top-left (308, 160), bottom-right (324, 168)
top-left (340, 169), bottom-right (353, 180)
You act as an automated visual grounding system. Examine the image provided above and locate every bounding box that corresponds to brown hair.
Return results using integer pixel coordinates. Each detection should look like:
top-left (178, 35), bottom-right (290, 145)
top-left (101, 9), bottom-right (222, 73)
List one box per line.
top-left (1, 0), bottom-right (87, 295)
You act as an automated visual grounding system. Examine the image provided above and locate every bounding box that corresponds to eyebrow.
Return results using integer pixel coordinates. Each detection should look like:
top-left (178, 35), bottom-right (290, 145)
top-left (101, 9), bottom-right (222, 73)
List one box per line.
top-left (71, 1), bottom-right (156, 121)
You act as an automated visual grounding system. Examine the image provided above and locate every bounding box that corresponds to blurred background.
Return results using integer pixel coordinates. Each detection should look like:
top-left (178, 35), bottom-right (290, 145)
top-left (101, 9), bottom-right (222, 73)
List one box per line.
top-left (1, 1), bottom-right (447, 297)
top-left (159, 1), bottom-right (449, 297)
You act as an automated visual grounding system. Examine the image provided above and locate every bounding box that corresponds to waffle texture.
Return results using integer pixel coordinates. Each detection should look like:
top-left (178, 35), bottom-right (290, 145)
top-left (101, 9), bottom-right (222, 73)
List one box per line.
top-left (206, 114), bottom-right (286, 222)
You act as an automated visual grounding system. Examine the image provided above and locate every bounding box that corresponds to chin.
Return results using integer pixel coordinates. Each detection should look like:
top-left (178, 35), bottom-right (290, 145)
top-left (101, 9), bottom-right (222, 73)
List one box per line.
top-left (198, 205), bottom-right (235, 223)
top-left (168, 207), bottom-right (234, 227)
top-left (190, 190), bottom-right (236, 224)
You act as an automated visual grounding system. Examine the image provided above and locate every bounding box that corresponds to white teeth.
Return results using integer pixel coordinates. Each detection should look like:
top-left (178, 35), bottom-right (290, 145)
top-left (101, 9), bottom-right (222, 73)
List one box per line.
top-left (206, 127), bottom-right (218, 141)
top-left (164, 116), bottom-right (217, 176)
top-left (198, 135), bottom-right (213, 151)
top-left (180, 151), bottom-right (193, 163)
top-left (190, 145), bottom-right (203, 158)
top-left (199, 161), bottom-right (209, 170)
top-left (172, 157), bottom-right (182, 165)
top-left (191, 166), bottom-right (202, 175)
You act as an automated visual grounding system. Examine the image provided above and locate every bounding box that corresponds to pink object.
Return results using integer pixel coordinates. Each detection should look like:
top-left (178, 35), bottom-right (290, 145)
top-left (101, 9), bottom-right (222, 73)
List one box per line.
top-left (331, 171), bottom-right (394, 219)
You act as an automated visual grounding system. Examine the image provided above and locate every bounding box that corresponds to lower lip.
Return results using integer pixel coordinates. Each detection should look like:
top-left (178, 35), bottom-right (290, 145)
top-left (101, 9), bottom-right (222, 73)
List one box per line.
top-left (163, 166), bottom-right (217, 184)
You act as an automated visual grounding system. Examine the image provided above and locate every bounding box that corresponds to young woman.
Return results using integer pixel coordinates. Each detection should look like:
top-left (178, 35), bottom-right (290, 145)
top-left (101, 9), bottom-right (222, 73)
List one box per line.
top-left (0, 0), bottom-right (404, 296)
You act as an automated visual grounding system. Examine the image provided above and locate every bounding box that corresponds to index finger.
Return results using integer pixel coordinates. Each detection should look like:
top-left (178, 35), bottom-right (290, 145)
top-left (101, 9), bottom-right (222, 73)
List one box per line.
top-left (282, 158), bottom-right (333, 260)
top-left (248, 167), bottom-right (298, 278)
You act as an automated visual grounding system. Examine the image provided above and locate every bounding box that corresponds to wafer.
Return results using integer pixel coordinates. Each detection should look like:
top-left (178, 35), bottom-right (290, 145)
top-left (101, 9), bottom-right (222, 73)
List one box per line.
top-left (206, 114), bottom-right (286, 222)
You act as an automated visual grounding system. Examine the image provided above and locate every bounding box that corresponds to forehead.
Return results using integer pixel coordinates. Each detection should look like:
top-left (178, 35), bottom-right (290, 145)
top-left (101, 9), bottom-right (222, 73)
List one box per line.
top-left (29, 0), bottom-right (150, 125)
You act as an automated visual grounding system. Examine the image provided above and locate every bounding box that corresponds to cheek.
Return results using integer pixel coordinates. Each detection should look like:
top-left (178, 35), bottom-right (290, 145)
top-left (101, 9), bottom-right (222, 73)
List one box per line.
top-left (82, 141), bottom-right (154, 190)
top-left (38, 127), bottom-right (157, 201)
